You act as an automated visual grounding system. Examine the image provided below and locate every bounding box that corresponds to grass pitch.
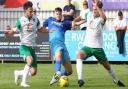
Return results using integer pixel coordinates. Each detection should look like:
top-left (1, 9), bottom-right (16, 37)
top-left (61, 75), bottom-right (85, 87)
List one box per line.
top-left (0, 63), bottom-right (128, 89)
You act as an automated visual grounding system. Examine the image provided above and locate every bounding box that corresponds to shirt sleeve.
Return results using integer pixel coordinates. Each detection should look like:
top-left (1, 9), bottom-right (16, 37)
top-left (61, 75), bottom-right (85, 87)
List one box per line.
top-left (43, 18), bottom-right (49, 27)
top-left (15, 19), bottom-right (21, 30)
top-left (37, 18), bottom-right (41, 29)
top-left (100, 17), bottom-right (106, 25)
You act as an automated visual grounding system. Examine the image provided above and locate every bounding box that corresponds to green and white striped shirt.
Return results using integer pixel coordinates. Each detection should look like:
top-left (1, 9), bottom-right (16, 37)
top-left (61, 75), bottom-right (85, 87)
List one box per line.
top-left (15, 16), bottom-right (41, 46)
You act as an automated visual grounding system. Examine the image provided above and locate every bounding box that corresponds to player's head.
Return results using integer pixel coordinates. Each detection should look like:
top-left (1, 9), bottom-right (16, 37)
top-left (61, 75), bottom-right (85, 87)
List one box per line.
top-left (83, 0), bottom-right (88, 9)
top-left (66, 0), bottom-right (72, 5)
top-left (92, 5), bottom-right (100, 17)
top-left (92, 1), bottom-right (103, 17)
top-left (54, 7), bottom-right (62, 21)
top-left (33, 8), bottom-right (37, 15)
top-left (118, 10), bottom-right (123, 20)
top-left (23, 1), bottom-right (33, 18)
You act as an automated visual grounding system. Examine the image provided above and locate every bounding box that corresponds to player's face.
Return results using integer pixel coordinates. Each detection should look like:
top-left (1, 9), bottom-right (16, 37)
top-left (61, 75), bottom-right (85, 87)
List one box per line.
top-left (118, 16), bottom-right (123, 20)
top-left (25, 7), bottom-right (33, 18)
top-left (54, 11), bottom-right (62, 21)
top-left (33, 9), bottom-right (36, 15)
top-left (67, 0), bottom-right (71, 5)
top-left (93, 6), bottom-right (100, 17)
top-left (83, 1), bottom-right (88, 9)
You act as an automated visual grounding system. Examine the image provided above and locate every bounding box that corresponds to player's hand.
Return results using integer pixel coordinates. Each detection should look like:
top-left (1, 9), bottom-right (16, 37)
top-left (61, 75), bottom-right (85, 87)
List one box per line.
top-left (4, 26), bottom-right (14, 37)
top-left (49, 28), bottom-right (56, 33)
top-left (4, 30), bottom-right (14, 37)
top-left (96, 1), bottom-right (103, 9)
top-left (72, 21), bottom-right (76, 29)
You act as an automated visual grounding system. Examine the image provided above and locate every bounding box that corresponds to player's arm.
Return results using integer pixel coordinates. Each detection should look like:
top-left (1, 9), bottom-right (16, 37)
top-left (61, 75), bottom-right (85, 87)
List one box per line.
top-left (96, 1), bottom-right (107, 23)
top-left (5, 19), bottom-right (21, 36)
top-left (38, 27), bottom-right (55, 33)
top-left (72, 15), bottom-right (87, 28)
top-left (38, 18), bottom-right (55, 33)
top-left (72, 20), bottom-right (86, 28)
top-left (74, 16), bottom-right (83, 22)
top-left (4, 26), bottom-right (17, 36)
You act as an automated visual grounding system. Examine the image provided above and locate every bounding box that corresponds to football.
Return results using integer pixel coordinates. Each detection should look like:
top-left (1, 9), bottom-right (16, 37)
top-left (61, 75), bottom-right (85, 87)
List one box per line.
top-left (59, 76), bottom-right (69, 87)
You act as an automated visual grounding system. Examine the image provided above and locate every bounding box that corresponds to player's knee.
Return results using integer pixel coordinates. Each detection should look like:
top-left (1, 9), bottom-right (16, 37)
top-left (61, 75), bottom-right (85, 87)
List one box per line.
top-left (55, 52), bottom-right (62, 59)
top-left (31, 71), bottom-right (37, 76)
top-left (67, 70), bottom-right (73, 75)
top-left (30, 69), bottom-right (37, 76)
top-left (77, 50), bottom-right (85, 59)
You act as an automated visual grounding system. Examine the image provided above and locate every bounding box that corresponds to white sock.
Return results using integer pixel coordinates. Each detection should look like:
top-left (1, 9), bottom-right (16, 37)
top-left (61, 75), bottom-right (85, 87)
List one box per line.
top-left (108, 67), bottom-right (118, 83)
top-left (21, 64), bottom-right (30, 84)
top-left (76, 59), bottom-right (83, 80)
top-left (17, 70), bottom-right (24, 76)
top-left (17, 70), bottom-right (31, 77)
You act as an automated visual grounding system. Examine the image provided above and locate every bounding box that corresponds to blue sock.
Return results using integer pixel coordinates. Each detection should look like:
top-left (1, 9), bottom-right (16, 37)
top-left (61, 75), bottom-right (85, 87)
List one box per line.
top-left (61, 69), bottom-right (68, 76)
top-left (54, 60), bottom-right (61, 72)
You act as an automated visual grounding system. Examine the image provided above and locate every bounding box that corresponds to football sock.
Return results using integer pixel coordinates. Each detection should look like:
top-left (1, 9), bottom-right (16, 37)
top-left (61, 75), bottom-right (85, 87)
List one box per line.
top-left (76, 59), bottom-right (83, 80)
top-left (21, 64), bottom-right (30, 84)
top-left (61, 69), bottom-right (68, 76)
top-left (108, 67), bottom-right (118, 83)
top-left (54, 60), bottom-right (61, 73)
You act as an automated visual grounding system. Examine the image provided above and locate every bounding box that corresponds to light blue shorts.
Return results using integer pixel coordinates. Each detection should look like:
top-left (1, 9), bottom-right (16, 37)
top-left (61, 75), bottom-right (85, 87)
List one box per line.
top-left (50, 41), bottom-right (70, 63)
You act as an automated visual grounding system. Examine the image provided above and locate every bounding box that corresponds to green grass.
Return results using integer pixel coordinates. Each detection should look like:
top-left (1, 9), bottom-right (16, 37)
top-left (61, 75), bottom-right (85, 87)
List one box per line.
top-left (0, 63), bottom-right (128, 89)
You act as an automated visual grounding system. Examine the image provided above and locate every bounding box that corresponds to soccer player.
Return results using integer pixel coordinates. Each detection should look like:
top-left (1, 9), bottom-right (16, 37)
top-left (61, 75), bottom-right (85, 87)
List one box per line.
top-left (43, 7), bottom-right (73, 85)
top-left (5, 1), bottom-right (54, 87)
top-left (74, 1), bottom-right (125, 87)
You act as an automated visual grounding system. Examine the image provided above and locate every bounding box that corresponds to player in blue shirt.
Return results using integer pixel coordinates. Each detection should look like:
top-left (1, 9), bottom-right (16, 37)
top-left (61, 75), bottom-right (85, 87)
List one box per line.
top-left (43, 7), bottom-right (74, 85)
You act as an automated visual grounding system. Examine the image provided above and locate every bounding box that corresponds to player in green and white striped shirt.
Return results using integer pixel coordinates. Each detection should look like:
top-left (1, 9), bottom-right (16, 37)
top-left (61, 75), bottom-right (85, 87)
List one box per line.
top-left (5, 1), bottom-right (54, 87)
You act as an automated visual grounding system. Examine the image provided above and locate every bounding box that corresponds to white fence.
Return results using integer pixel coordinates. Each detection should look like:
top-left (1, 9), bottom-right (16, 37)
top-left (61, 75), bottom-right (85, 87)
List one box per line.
top-left (0, 9), bottom-right (128, 30)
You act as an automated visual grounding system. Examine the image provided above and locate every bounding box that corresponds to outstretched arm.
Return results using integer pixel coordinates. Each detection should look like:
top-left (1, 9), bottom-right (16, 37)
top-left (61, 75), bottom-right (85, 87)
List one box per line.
top-left (4, 26), bottom-right (17, 36)
top-left (96, 1), bottom-right (107, 23)
top-left (38, 27), bottom-right (55, 33)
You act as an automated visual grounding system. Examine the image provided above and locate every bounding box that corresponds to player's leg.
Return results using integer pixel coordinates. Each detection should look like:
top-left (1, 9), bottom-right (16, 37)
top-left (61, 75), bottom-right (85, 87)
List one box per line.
top-left (30, 48), bottom-right (38, 76)
top-left (102, 61), bottom-right (125, 87)
top-left (61, 48), bottom-right (72, 76)
top-left (54, 51), bottom-right (62, 75)
top-left (20, 56), bottom-right (33, 87)
top-left (50, 50), bottom-right (63, 85)
top-left (76, 46), bottom-right (92, 87)
top-left (62, 60), bottom-right (72, 76)
top-left (93, 48), bottom-right (125, 87)
top-left (14, 45), bottom-right (36, 87)
top-left (21, 47), bottom-right (38, 87)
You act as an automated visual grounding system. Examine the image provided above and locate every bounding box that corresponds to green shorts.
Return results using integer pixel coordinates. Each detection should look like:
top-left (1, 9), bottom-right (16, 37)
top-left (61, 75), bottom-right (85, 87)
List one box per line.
top-left (81, 46), bottom-right (108, 64)
top-left (19, 45), bottom-right (37, 68)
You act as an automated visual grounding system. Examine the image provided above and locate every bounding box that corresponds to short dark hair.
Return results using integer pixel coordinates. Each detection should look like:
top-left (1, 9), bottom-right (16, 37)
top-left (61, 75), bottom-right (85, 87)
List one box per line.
top-left (23, 1), bottom-right (33, 10)
top-left (118, 10), bottom-right (123, 16)
top-left (97, 1), bottom-right (103, 8)
top-left (55, 7), bottom-right (62, 12)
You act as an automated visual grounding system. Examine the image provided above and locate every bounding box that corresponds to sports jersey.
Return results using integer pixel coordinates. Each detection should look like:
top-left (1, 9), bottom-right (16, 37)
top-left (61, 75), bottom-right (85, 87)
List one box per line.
top-left (15, 15), bottom-right (41, 46)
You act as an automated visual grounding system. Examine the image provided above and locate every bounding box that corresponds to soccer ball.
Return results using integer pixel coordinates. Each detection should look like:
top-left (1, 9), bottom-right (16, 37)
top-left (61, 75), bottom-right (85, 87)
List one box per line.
top-left (59, 76), bottom-right (69, 87)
